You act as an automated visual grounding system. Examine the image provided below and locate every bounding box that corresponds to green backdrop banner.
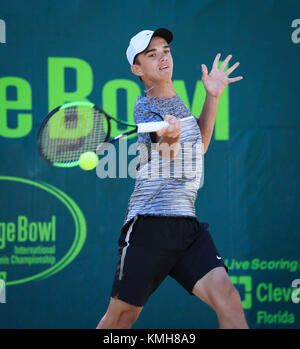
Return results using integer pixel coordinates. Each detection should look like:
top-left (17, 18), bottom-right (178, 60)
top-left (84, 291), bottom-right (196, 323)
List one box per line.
top-left (0, 0), bottom-right (299, 329)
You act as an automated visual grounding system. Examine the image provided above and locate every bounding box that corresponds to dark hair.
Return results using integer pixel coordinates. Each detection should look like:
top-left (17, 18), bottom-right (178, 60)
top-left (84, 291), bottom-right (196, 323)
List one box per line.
top-left (133, 55), bottom-right (143, 82)
top-left (133, 55), bottom-right (139, 64)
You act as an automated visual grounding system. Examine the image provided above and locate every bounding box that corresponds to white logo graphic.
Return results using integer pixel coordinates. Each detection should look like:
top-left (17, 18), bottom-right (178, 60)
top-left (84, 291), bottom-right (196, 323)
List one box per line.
top-left (216, 255), bottom-right (222, 260)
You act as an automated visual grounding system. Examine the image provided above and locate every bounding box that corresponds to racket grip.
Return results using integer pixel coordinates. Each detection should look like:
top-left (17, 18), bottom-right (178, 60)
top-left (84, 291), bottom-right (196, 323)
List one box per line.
top-left (137, 115), bottom-right (194, 133)
top-left (137, 120), bottom-right (169, 133)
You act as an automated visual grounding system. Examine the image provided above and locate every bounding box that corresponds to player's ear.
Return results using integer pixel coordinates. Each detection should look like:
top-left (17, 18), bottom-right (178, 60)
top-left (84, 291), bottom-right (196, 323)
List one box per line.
top-left (131, 64), bottom-right (143, 78)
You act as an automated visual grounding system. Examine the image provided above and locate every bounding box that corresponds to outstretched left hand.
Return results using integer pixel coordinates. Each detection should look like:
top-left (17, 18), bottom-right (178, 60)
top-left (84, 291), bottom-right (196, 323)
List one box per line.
top-left (201, 54), bottom-right (243, 99)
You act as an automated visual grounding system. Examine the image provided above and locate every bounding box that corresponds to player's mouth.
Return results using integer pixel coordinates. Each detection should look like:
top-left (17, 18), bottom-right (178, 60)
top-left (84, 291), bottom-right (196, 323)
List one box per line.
top-left (159, 65), bottom-right (169, 71)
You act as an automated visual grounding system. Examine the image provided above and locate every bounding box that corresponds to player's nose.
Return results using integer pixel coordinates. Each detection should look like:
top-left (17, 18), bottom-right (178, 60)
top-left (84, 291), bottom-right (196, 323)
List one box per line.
top-left (159, 53), bottom-right (168, 62)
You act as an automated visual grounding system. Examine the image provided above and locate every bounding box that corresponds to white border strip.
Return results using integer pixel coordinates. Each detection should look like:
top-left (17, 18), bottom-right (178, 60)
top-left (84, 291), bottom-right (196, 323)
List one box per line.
top-left (119, 216), bottom-right (138, 281)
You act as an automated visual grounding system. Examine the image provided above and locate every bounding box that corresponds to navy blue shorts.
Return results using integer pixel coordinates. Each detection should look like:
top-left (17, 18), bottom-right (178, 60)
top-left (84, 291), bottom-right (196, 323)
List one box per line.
top-left (110, 215), bottom-right (228, 307)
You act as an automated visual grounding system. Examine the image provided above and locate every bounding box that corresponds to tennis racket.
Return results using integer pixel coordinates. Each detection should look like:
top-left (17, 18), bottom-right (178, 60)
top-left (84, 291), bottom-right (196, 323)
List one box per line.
top-left (37, 101), bottom-right (193, 168)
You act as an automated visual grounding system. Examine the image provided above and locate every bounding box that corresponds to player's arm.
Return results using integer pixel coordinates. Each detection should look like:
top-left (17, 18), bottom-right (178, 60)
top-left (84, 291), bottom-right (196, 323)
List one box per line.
top-left (197, 94), bottom-right (219, 154)
top-left (152, 115), bottom-right (181, 160)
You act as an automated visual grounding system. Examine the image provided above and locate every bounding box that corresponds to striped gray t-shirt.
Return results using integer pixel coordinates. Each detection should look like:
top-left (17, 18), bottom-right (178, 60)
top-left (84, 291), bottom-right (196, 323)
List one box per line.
top-left (123, 93), bottom-right (203, 227)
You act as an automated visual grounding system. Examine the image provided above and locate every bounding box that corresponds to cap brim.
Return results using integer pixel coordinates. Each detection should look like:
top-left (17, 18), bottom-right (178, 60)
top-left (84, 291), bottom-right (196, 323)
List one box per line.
top-left (152, 28), bottom-right (173, 44)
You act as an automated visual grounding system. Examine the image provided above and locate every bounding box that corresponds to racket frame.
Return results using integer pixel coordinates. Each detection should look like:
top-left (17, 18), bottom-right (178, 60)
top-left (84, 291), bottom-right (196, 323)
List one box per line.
top-left (37, 101), bottom-right (193, 168)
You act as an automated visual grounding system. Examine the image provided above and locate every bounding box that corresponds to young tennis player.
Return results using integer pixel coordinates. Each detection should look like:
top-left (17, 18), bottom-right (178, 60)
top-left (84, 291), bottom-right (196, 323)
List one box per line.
top-left (97, 28), bottom-right (248, 329)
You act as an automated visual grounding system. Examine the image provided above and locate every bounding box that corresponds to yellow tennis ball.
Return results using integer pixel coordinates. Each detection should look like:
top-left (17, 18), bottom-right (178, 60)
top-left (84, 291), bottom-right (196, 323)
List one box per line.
top-left (79, 152), bottom-right (99, 170)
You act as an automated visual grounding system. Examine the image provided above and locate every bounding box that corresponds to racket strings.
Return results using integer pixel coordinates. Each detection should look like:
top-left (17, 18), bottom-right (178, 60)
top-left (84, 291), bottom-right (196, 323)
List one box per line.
top-left (41, 106), bottom-right (108, 164)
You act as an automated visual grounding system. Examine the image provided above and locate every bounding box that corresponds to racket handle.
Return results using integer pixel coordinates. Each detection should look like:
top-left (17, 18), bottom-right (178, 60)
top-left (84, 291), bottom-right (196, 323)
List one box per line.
top-left (137, 115), bottom-right (194, 133)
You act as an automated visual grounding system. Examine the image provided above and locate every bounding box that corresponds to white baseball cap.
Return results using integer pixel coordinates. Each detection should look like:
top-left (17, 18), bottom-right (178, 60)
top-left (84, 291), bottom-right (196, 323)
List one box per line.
top-left (126, 28), bottom-right (173, 65)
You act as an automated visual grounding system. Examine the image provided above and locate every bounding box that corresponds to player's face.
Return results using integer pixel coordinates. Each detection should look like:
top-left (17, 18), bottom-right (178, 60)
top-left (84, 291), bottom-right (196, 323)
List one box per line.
top-left (135, 36), bottom-right (173, 83)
